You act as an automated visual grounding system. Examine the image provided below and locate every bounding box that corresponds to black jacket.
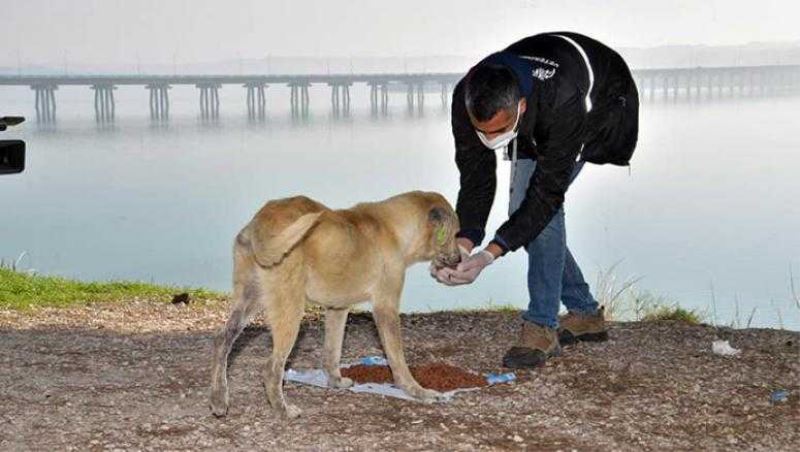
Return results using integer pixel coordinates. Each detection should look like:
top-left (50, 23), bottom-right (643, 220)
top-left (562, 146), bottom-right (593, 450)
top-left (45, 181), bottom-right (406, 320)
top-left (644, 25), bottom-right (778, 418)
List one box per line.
top-left (453, 32), bottom-right (639, 252)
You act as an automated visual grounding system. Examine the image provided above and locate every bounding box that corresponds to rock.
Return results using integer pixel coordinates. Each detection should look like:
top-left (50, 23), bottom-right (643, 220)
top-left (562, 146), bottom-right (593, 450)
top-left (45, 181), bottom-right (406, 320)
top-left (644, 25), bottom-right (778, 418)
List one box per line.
top-left (171, 293), bottom-right (191, 305)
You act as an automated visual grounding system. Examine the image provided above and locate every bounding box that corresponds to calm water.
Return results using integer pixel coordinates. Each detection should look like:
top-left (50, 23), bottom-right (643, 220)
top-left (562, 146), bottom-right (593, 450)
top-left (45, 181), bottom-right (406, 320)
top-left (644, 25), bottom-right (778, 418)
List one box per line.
top-left (1, 84), bottom-right (798, 330)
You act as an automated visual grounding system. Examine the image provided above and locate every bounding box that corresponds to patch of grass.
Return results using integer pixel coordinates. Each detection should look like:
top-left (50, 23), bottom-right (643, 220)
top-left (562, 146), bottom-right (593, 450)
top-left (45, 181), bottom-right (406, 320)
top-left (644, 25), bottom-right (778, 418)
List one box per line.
top-left (422, 299), bottom-right (520, 314)
top-left (790, 265), bottom-right (799, 311)
top-left (642, 305), bottom-right (703, 325)
top-left (0, 267), bottom-right (224, 310)
top-left (604, 285), bottom-right (704, 325)
top-left (593, 262), bottom-right (642, 321)
top-left (476, 300), bottom-right (520, 313)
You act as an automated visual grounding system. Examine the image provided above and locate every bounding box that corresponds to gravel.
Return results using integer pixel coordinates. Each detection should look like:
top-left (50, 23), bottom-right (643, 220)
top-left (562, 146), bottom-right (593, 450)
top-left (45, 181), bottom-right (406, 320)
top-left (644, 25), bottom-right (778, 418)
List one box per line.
top-left (1, 299), bottom-right (798, 450)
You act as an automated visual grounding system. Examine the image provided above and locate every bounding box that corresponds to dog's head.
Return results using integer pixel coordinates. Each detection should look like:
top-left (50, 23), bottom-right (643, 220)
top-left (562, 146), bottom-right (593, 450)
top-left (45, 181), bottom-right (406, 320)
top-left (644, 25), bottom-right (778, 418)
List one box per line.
top-left (425, 196), bottom-right (461, 270)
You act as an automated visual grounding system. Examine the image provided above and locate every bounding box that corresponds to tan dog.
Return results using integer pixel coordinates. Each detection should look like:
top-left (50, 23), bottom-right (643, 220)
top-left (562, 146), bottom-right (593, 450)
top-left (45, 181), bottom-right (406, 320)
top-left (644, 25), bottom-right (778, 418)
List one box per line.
top-left (209, 191), bottom-right (461, 418)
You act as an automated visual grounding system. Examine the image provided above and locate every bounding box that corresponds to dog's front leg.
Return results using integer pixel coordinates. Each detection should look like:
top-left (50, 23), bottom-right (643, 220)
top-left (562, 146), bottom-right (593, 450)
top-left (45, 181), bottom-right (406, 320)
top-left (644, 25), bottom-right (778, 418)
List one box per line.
top-left (323, 307), bottom-right (353, 388)
top-left (373, 288), bottom-right (446, 403)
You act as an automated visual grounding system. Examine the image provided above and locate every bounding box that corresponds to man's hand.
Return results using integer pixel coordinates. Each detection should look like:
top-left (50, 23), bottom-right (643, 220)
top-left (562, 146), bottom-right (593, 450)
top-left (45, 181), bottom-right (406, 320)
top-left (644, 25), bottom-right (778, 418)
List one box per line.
top-left (448, 249), bottom-right (495, 284)
top-left (429, 244), bottom-right (471, 286)
top-left (431, 248), bottom-right (495, 286)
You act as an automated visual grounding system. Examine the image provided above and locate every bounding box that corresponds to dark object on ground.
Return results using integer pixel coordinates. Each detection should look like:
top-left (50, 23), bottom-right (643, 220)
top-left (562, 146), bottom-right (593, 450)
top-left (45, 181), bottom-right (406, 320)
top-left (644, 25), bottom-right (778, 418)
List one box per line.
top-left (341, 363), bottom-right (488, 392)
top-left (171, 293), bottom-right (191, 305)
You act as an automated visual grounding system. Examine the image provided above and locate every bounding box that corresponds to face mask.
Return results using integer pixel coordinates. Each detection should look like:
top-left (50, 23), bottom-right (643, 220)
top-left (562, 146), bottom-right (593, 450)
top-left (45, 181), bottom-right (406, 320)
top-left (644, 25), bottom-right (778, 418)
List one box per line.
top-left (476, 102), bottom-right (522, 150)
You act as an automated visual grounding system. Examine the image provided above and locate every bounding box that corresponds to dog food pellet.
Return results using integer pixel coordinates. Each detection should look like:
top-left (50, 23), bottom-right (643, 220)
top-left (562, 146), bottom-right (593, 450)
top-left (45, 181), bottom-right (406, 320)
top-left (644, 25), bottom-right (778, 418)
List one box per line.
top-left (341, 363), bottom-right (487, 392)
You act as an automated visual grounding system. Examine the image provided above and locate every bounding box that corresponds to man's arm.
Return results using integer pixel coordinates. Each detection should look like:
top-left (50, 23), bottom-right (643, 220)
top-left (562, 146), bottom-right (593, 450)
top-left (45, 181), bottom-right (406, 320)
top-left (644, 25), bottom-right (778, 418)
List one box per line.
top-left (452, 79), bottom-right (497, 249)
top-left (493, 93), bottom-right (586, 252)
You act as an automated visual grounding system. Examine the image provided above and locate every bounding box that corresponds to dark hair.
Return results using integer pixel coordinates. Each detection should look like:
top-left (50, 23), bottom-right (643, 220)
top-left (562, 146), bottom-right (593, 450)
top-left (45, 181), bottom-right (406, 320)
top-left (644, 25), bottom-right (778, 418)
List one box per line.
top-left (464, 64), bottom-right (520, 122)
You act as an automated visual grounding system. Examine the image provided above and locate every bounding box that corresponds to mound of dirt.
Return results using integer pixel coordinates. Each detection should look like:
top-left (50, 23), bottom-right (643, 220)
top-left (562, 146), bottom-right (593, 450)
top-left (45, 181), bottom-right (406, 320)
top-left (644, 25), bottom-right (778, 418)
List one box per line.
top-left (341, 363), bottom-right (488, 392)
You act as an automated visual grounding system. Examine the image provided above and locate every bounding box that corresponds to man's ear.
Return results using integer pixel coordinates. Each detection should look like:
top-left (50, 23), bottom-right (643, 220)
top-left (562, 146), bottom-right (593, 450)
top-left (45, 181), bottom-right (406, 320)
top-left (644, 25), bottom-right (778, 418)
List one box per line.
top-left (519, 97), bottom-right (527, 115)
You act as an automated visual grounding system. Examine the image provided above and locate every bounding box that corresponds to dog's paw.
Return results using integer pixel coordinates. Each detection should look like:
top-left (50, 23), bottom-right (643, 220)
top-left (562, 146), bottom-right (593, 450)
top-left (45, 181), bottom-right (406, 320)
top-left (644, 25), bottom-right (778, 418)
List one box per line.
top-left (280, 404), bottom-right (302, 419)
top-left (209, 391), bottom-right (229, 418)
top-left (407, 386), bottom-right (447, 404)
top-left (328, 376), bottom-right (354, 389)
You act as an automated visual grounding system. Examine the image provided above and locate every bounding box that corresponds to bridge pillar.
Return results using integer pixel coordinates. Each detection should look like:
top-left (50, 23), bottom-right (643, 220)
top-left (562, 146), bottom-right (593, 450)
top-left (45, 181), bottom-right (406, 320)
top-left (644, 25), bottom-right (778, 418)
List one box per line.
top-left (416, 82), bottom-right (425, 114)
top-left (197, 83), bottom-right (221, 120)
top-left (731, 69), bottom-right (744, 97)
top-left (743, 70), bottom-right (748, 96)
top-left (31, 84), bottom-right (57, 123)
top-left (405, 81), bottom-right (425, 114)
top-left (406, 82), bottom-right (415, 113)
top-left (342, 83), bottom-right (351, 115)
top-left (368, 82), bottom-right (378, 115)
top-left (635, 78), bottom-right (643, 101)
top-left (440, 82), bottom-right (449, 109)
top-left (244, 82), bottom-right (267, 120)
top-left (288, 81), bottom-right (310, 119)
top-left (328, 82), bottom-right (352, 117)
top-left (719, 72), bottom-right (726, 97)
top-left (368, 81), bottom-right (389, 116)
top-left (648, 75), bottom-right (655, 101)
top-left (728, 71), bottom-right (735, 96)
top-left (146, 84), bottom-right (170, 121)
top-left (380, 82), bottom-right (388, 115)
top-left (330, 84), bottom-right (340, 116)
top-left (672, 74), bottom-right (679, 101)
top-left (91, 84), bottom-right (117, 123)
top-left (685, 73), bottom-right (692, 99)
top-left (694, 70), bottom-right (702, 99)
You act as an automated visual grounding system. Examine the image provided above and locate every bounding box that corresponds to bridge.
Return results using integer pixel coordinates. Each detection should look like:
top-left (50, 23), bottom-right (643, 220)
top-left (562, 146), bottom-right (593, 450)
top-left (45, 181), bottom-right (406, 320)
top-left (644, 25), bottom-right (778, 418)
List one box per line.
top-left (1, 64), bottom-right (798, 123)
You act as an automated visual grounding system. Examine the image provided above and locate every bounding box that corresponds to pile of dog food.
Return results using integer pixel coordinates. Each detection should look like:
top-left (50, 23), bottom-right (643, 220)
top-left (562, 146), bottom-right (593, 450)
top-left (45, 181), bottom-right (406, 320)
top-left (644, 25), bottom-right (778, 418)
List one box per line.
top-left (341, 363), bottom-right (488, 392)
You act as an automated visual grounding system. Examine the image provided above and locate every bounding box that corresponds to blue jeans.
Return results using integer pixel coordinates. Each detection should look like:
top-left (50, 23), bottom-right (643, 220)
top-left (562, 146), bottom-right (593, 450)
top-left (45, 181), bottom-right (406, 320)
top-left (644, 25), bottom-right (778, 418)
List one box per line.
top-left (508, 158), bottom-right (598, 329)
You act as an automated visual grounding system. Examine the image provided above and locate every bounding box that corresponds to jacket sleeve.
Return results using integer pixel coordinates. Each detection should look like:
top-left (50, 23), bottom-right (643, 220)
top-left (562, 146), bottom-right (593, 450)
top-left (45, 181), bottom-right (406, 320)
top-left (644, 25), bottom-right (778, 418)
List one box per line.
top-left (451, 80), bottom-right (496, 247)
top-left (493, 93), bottom-right (586, 252)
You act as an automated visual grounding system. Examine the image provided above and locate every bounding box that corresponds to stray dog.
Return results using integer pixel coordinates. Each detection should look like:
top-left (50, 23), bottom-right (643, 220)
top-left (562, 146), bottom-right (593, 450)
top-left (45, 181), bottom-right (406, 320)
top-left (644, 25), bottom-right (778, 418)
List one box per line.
top-left (210, 191), bottom-right (461, 418)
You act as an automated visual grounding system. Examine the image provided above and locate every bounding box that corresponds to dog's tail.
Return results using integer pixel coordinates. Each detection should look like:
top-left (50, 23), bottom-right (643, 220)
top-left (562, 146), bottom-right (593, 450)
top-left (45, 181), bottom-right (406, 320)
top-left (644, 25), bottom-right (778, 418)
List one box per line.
top-left (244, 211), bottom-right (324, 268)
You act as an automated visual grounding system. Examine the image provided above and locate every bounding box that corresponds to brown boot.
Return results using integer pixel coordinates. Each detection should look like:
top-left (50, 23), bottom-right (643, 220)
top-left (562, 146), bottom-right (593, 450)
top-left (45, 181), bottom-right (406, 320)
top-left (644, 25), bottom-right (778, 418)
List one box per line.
top-left (502, 321), bottom-right (561, 369)
top-left (558, 307), bottom-right (608, 345)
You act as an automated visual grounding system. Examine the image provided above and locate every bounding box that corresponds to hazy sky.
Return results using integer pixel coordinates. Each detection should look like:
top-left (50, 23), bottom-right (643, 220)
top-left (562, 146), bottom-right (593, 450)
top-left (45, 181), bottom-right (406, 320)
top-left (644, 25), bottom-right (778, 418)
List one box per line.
top-left (1, 0), bottom-right (798, 66)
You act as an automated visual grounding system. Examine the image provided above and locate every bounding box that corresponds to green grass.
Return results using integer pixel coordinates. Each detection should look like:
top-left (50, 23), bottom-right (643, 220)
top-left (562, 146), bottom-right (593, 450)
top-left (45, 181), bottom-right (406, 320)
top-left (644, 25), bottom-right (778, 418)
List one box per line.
top-left (0, 267), bottom-right (224, 310)
top-left (641, 305), bottom-right (703, 325)
top-left (423, 299), bottom-right (521, 314)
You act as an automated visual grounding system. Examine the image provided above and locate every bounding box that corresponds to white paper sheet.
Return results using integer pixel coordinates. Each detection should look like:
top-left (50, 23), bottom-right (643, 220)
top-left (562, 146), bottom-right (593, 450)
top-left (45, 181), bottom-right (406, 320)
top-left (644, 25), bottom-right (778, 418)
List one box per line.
top-left (283, 356), bottom-right (511, 403)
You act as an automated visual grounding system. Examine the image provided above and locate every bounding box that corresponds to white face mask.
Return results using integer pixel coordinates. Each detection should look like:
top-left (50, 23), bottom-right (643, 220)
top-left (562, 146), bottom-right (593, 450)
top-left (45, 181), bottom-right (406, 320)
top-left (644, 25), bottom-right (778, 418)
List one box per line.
top-left (475, 102), bottom-right (522, 150)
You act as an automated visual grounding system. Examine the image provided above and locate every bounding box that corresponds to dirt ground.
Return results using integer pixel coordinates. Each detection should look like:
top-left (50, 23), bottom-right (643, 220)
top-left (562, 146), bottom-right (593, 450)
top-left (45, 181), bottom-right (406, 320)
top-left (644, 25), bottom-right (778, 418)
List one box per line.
top-left (1, 299), bottom-right (798, 451)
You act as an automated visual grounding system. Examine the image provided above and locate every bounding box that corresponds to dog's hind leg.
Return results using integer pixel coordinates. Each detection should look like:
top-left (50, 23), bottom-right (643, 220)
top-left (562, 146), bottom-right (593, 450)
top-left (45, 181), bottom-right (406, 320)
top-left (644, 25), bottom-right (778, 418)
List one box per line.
top-left (263, 281), bottom-right (305, 419)
top-left (209, 240), bottom-right (263, 417)
top-left (323, 307), bottom-right (353, 388)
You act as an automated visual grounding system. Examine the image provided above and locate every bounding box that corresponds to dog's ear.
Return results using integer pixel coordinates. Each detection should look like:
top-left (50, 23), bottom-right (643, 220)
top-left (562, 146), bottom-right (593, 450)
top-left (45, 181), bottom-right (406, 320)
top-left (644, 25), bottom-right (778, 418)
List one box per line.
top-left (428, 206), bottom-right (446, 224)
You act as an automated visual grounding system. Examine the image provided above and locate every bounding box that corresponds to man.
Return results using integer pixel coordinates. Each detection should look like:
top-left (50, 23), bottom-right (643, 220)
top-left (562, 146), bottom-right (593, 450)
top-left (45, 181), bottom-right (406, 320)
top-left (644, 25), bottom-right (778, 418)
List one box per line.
top-left (432, 32), bottom-right (639, 368)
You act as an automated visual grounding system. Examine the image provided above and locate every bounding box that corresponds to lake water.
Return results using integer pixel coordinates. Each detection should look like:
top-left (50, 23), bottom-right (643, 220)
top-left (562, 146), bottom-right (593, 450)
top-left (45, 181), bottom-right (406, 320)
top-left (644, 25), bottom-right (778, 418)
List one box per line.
top-left (1, 84), bottom-right (798, 330)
